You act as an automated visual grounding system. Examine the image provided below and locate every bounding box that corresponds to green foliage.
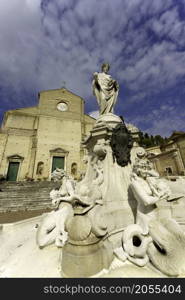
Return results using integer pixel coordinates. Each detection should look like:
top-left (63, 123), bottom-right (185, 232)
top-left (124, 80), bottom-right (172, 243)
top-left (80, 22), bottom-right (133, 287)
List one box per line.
top-left (138, 131), bottom-right (165, 148)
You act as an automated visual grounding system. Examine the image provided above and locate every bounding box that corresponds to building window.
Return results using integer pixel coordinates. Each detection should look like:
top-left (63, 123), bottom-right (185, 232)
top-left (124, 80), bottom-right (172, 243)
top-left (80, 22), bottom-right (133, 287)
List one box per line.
top-left (52, 156), bottom-right (65, 172)
top-left (7, 162), bottom-right (20, 181)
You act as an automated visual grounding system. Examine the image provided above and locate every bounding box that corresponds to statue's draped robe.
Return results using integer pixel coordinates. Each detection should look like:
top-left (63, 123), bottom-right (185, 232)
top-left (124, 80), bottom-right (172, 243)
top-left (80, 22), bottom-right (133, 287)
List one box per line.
top-left (92, 72), bottom-right (119, 114)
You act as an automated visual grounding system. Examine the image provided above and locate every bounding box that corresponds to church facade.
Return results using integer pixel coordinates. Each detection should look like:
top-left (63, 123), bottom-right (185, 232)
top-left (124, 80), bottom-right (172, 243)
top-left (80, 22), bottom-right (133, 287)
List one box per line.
top-left (0, 88), bottom-right (95, 181)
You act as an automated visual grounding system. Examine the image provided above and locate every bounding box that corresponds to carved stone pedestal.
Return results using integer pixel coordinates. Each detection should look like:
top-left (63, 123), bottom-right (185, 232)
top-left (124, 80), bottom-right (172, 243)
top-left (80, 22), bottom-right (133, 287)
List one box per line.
top-left (42, 113), bottom-right (142, 277)
top-left (61, 238), bottom-right (113, 278)
top-left (61, 214), bottom-right (113, 277)
top-left (81, 113), bottom-right (139, 235)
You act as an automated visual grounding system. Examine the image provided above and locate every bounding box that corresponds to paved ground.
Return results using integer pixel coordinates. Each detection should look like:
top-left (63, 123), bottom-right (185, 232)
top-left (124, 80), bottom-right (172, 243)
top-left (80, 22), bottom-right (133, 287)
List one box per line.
top-left (0, 209), bottom-right (52, 224)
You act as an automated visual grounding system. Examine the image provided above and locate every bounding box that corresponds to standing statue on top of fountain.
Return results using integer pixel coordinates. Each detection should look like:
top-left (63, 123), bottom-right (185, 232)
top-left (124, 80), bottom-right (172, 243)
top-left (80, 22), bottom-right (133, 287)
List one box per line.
top-left (92, 63), bottom-right (119, 115)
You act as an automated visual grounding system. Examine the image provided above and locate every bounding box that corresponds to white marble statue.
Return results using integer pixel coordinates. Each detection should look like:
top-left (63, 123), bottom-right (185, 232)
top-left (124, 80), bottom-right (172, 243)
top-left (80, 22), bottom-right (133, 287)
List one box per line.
top-left (130, 149), bottom-right (171, 235)
top-left (92, 63), bottom-right (119, 115)
top-left (36, 166), bottom-right (106, 248)
top-left (123, 224), bottom-right (152, 267)
top-left (36, 202), bottom-right (73, 248)
top-left (114, 224), bottom-right (152, 267)
top-left (127, 148), bottom-right (185, 276)
top-left (51, 168), bottom-right (65, 182)
top-left (147, 217), bottom-right (185, 276)
top-left (36, 175), bottom-right (76, 248)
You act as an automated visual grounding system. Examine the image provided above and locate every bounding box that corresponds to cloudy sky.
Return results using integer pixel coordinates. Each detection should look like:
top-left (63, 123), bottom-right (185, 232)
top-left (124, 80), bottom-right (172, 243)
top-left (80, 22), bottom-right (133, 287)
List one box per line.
top-left (0, 0), bottom-right (185, 136)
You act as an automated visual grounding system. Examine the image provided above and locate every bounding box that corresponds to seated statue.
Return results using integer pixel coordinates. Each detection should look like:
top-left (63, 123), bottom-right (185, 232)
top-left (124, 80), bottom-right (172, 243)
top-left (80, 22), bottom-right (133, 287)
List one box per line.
top-left (92, 63), bottom-right (119, 115)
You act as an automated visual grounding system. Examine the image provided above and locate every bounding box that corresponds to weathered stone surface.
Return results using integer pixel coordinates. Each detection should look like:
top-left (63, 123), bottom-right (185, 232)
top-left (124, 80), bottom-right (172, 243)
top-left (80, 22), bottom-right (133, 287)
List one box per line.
top-left (0, 181), bottom-right (59, 212)
top-left (61, 238), bottom-right (113, 277)
top-left (147, 218), bottom-right (185, 276)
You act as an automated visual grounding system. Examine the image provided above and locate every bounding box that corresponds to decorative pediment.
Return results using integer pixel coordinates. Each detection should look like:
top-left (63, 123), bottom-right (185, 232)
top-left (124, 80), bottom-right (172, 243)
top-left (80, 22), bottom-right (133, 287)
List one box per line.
top-left (7, 154), bottom-right (24, 161)
top-left (50, 148), bottom-right (68, 154)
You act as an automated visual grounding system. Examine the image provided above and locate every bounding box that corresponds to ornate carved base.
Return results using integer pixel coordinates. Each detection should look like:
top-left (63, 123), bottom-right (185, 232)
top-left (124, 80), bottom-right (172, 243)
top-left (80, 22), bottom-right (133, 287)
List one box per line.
top-left (61, 238), bottom-right (113, 277)
top-left (81, 115), bottom-right (139, 234)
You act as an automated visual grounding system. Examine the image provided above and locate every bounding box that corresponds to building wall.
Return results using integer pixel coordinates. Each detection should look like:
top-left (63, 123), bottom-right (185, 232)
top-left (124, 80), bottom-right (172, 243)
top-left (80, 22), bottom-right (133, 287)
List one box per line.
top-left (4, 112), bottom-right (36, 130)
top-left (145, 145), bottom-right (161, 155)
top-left (177, 138), bottom-right (185, 169)
top-left (151, 152), bottom-right (179, 176)
top-left (148, 134), bottom-right (185, 177)
top-left (0, 133), bottom-right (8, 177)
top-left (0, 129), bottom-right (35, 180)
top-left (0, 88), bottom-right (95, 181)
top-left (84, 115), bottom-right (95, 136)
top-left (34, 116), bottom-right (83, 179)
top-left (0, 133), bottom-right (7, 158)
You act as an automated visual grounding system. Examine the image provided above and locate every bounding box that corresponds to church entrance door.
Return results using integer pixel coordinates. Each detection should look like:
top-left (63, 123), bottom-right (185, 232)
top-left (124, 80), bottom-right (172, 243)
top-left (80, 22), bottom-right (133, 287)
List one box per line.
top-left (52, 156), bottom-right (64, 172)
top-left (7, 162), bottom-right (20, 181)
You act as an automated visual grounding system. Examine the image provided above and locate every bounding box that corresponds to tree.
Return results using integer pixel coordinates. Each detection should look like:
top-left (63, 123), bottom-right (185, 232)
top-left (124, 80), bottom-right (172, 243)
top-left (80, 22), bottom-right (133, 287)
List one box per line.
top-left (138, 131), bottom-right (165, 148)
top-left (155, 135), bottom-right (164, 146)
top-left (151, 135), bottom-right (155, 146)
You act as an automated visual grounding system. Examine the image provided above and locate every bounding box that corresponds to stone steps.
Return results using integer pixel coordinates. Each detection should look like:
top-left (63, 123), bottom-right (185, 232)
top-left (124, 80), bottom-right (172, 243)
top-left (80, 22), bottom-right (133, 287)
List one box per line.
top-left (0, 192), bottom-right (52, 197)
top-left (0, 181), bottom-right (60, 190)
top-left (0, 181), bottom-right (59, 212)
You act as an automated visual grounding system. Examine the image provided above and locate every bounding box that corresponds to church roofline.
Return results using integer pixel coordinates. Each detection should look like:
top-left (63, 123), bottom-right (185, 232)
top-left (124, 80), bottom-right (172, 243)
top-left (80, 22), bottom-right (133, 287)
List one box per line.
top-left (39, 88), bottom-right (85, 101)
top-left (7, 106), bottom-right (38, 112)
top-left (169, 131), bottom-right (185, 140)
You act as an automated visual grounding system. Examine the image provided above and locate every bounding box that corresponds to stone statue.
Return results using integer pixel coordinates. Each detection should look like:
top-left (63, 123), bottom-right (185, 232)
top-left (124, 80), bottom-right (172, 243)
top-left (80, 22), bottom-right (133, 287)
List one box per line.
top-left (122, 224), bottom-right (152, 267)
top-left (36, 201), bottom-right (73, 248)
top-left (126, 148), bottom-right (185, 276)
top-left (113, 217), bottom-right (185, 276)
top-left (36, 165), bottom-right (106, 250)
top-left (114, 224), bottom-right (152, 267)
top-left (92, 63), bottom-right (119, 115)
top-left (130, 149), bottom-right (171, 235)
top-left (36, 174), bottom-right (76, 248)
top-left (147, 218), bottom-right (185, 276)
top-left (51, 168), bottom-right (65, 182)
